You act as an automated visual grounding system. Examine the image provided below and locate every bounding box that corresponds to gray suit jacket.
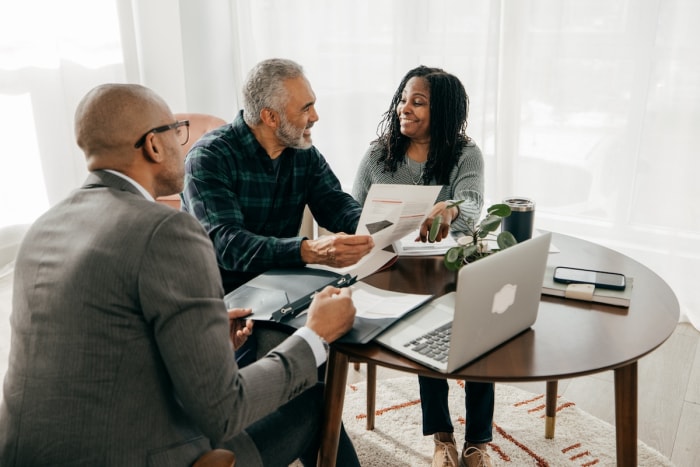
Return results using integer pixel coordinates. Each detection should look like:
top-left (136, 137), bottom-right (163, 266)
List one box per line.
top-left (0, 170), bottom-right (319, 466)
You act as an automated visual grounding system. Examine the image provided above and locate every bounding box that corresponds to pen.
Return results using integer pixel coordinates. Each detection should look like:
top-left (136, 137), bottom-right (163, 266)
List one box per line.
top-left (270, 274), bottom-right (356, 323)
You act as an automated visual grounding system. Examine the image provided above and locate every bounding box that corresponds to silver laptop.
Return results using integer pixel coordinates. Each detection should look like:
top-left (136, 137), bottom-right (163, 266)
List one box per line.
top-left (375, 232), bottom-right (551, 373)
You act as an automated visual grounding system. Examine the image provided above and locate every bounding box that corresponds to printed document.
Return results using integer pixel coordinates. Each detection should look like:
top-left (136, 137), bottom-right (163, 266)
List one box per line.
top-left (311, 184), bottom-right (442, 279)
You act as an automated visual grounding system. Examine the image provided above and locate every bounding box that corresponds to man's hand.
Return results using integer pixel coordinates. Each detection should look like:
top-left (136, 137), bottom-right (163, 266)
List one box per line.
top-left (301, 233), bottom-right (374, 268)
top-left (304, 286), bottom-right (356, 343)
top-left (227, 308), bottom-right (254, 351)
top-left (417, 201), bottom-right (459, 243)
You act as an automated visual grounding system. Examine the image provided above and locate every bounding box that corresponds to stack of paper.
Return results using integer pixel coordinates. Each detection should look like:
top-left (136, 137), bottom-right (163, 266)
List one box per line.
top-left (393, 229), bottom-right (460, 256)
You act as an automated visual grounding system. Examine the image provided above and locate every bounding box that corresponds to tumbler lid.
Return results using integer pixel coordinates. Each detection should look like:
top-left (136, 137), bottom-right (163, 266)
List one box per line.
top-left (503, 197), bottom-right (535, 212)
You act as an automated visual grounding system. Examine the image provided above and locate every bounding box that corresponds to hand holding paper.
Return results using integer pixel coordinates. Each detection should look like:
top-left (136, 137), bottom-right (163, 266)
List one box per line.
top-left (311, 184), bottom-right (442, 279)
top-left (301, 233), bottom-right (374, 268)
top-left (355, 184), bottom-right (442, 248)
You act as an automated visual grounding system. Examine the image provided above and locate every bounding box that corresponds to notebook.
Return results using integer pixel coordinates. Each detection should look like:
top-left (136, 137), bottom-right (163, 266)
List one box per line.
top-left (374, 232), bottom-right (552, 373)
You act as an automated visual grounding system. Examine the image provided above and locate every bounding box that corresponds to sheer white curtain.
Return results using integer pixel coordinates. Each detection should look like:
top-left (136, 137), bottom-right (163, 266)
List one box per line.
top-left (0, 0), bottom-right (125, 224)
top-left (202, 0), bottom-right (700, 329)
top-left (2, 0), bottom-right (698, 330)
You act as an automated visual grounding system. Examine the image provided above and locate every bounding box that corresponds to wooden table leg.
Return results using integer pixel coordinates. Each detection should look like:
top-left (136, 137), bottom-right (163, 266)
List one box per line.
top-left (614, 362), bottom-right (638, 467)
top-left (545, 380), bottom-right (558, 439)
top-left (317, 348), bottom-right (350, 467)
top-left (366, 362), bottom-right (376, 430)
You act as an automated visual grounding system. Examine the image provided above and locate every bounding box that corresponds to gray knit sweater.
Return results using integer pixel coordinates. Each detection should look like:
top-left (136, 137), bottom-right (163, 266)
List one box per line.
top-left (351, 140), bottom-right (484, 233)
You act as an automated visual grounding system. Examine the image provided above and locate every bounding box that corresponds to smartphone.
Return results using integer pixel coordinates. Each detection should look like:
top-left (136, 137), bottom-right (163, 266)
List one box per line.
top-left (553, 266), bottom-right (626, 291)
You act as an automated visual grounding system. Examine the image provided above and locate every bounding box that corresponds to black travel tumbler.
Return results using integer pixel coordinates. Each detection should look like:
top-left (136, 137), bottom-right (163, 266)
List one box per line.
top-left (501, 197), bottom-right (535, 243)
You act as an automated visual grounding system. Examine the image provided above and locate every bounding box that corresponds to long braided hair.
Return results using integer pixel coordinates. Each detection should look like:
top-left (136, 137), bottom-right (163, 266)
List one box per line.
top-left (374, 65), bottom-right (470, 185)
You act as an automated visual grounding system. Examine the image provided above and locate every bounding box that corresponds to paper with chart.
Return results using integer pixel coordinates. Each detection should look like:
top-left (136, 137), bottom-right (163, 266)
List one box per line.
top-left (356, 184), bottom-right (442, 249)
top-left (310, 184), bottom-right (442, 280)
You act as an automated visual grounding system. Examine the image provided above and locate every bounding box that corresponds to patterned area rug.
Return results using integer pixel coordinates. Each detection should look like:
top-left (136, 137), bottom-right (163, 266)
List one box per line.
top-left (341, 377), bottom-right (674, 467)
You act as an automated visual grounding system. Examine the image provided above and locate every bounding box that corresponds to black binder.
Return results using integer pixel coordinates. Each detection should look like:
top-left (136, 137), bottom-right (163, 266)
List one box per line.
top-left (223, 267), bottom-right (430, 344)
top-left (223, 267), bottom-right (354, 323)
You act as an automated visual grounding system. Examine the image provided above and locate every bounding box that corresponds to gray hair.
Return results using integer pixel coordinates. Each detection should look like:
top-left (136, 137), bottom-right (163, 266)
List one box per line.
top-left (242, 58), bottom-right (305, 126)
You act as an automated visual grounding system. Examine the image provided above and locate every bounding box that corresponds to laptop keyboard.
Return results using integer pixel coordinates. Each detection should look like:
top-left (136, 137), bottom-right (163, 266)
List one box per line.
top-left (404, 322), bottom-right (451, 362)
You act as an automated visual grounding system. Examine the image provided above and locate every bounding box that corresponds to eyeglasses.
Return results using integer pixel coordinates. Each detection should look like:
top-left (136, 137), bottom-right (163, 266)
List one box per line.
top-left (134, 120), bottom-right (190, 149)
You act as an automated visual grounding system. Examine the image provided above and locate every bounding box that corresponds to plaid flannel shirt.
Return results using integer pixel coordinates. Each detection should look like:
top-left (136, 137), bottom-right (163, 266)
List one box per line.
top-left (182, 110), bottom-right (361, 291)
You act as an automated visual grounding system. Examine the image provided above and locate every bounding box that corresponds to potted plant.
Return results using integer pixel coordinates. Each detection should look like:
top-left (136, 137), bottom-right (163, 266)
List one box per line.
top-left (443, 203), bottom-right (518, 271)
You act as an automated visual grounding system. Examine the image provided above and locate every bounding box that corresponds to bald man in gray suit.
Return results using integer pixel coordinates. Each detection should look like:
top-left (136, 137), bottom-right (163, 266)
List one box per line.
top-left (0, 84), bottom-right (360, 467)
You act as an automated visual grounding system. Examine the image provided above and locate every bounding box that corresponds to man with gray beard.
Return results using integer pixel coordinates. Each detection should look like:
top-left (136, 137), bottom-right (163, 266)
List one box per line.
top-left (182, 58), bottom-right (374, 294)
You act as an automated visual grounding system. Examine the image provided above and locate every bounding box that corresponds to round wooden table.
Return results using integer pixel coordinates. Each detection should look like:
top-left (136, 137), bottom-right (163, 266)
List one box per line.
top-left (318, 232), bottom-right (679, 467)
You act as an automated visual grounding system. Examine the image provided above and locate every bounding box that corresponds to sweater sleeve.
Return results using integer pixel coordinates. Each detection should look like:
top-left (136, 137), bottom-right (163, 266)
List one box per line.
top-left (447, 142), bottom-right (485, 233)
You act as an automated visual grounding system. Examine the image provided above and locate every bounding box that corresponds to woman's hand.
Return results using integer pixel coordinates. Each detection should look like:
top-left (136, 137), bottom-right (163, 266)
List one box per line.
top-left (418, 201), bottom-right (462, 242)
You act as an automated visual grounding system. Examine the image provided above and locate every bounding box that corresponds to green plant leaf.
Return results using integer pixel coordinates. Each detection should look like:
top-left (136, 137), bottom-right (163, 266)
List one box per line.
top-left (445, 247), bottom-right (461, 263)
top-left (444, 247), bottom-right (463, 271)
top-left (487, 203), bottom-right (511, 217)
top-left (479, 214), bottom-right (502, 233)
top-left (429, 215), bottom-right (442, 242)
top-left (441, 202), bottom-right (517, 271)
top-left (462, 244), bottom-right (478, 258)
top-left (496, 231), bottom-right (517, 249)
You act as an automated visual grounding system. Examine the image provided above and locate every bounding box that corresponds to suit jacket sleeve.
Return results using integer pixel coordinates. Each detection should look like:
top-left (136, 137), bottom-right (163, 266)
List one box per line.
top-left (138, 211), bottom-right (319, 443)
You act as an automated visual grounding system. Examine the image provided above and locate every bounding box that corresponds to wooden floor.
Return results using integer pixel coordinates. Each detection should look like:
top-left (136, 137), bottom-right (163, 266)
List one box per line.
top-left (347, 322), bottom-right (700, 466)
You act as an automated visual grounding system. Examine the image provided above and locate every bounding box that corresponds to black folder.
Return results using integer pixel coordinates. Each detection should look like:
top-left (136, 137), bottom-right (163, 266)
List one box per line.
top-left (224, 267), bottom-right (349, 319)
top-left (223, 267), bottom-right (429, 344)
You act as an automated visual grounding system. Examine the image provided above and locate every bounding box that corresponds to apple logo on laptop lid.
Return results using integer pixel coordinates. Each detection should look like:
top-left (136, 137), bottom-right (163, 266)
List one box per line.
top-left (492, 283), bottom-right (517, 314)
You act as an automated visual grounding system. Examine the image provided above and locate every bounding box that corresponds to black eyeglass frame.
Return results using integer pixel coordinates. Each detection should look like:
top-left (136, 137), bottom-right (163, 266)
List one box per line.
top-left (134, 120), bottom-right (190, 148)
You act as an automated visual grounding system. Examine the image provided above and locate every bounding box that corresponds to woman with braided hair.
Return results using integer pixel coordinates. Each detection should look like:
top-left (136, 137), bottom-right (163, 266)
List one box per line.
top-left (352, 65), bottom-right (492, 467)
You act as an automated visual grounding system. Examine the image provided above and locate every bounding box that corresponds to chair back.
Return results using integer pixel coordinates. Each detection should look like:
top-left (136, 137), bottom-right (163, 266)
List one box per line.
top-left (156, 113), bottom-right (227, 209)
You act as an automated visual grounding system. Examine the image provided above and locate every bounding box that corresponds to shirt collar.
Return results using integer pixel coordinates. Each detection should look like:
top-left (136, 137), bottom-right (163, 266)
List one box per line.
top-left (104, 169), bottom-right (155, 202)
